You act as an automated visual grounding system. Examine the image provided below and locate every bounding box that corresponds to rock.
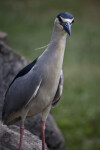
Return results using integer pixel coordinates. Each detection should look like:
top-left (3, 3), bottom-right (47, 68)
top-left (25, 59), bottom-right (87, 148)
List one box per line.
top-left (0, 31), bottom-right (9, 45)
top-left (16, 114), bottom-right (66, 150)
top-left (0, 121), bottom-right (48, 150)
top-left (0, 32), bottom-right (66, 150)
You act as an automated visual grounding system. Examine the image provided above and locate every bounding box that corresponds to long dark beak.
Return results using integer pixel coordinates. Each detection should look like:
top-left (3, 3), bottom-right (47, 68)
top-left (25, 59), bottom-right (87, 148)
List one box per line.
top-left (61, 22), bottom-right (71, 36)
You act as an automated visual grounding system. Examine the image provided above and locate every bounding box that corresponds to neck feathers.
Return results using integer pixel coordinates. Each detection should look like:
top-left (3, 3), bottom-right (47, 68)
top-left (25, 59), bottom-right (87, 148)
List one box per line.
top-left (40, 23), bottom-right (67, 69)
top-left (47, 24), bottom-right (67, 55)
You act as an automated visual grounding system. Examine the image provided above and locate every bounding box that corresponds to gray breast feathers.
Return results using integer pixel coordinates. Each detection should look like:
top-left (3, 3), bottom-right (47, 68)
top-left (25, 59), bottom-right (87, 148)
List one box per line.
top-left (52, 70), bottom-right (63, 107)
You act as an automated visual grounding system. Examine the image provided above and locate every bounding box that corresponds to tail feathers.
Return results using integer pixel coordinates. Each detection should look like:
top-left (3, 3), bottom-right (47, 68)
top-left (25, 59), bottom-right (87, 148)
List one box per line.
top-left (2, 111), bottom-right (21, 125)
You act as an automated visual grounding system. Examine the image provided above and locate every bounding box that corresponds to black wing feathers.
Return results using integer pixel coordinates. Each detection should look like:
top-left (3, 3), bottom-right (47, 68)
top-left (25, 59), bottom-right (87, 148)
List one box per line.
top-left (5, 57), bottom-right (38, 96)
top-left (14, 58), bottom-right (38, 79)
top-left (2, 57), bottom-right (39, 120)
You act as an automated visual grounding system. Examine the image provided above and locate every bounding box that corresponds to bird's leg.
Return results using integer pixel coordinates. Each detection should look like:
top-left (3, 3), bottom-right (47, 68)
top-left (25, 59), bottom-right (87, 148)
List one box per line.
top-left (19, 108), bottom-right (29, 150)
top-left (41, 105), bottom-right (51, 150)
top-left (19, 121), bottom-right (24, 150)
top-left (41, 121), bottom-right (46, 150)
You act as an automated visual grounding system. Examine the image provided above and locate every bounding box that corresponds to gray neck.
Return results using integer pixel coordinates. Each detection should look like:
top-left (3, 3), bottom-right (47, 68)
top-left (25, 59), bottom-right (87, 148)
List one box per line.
top-left (51, 24), bottom-right (66, 39)
top-left (49, 25), bottom-right (67, 52)
top-left (40, 24), bottom-right (67, 71)
top-left (45, 25), bottom-right (67, 64)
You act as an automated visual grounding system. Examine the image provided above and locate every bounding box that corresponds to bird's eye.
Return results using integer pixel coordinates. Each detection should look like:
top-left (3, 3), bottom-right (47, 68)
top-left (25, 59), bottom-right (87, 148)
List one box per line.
top-left (72, 19), bottom-right (74, 24)
top-left (58, 17), bottom-right (63, 23)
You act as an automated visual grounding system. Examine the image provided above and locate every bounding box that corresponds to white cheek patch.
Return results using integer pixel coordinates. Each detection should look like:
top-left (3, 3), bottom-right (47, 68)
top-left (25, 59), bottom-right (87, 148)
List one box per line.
top-left (57, 23), bottom-right (63, 30)
top-left (55, 18), bottom-right (63, 29)
top-left (60, 17), bottom-right (74, 23)
top-left (55, 18), bottom-right (59, 23)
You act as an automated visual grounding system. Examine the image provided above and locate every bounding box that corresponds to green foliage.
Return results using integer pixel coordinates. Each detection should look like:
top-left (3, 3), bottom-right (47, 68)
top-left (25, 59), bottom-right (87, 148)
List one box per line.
top-left (0, 0), bottom-right (100, 150)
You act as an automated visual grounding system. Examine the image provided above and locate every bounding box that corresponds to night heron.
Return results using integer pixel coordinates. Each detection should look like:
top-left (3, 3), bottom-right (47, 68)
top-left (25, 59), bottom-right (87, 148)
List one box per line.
top-left (2, 12), bottom-right (74, 150)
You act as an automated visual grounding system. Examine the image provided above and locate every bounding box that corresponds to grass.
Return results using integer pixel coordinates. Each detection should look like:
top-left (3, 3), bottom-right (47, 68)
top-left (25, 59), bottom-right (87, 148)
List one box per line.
top-left (0, 0), bottom-right (100, 150)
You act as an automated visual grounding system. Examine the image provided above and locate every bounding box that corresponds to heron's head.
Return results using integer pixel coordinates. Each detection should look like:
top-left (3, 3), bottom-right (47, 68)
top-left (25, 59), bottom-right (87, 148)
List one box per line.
top-left (55, 12), bottom-right (74, 36)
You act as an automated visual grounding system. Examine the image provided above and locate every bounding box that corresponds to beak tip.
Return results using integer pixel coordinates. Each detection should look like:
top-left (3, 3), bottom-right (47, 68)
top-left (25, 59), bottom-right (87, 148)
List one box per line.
top-left (63, 22), bottom-right (71, 36)
top-left (67, 29), bottom-right (71, 36)
top-left (68, 31), bottom-right (71, 36)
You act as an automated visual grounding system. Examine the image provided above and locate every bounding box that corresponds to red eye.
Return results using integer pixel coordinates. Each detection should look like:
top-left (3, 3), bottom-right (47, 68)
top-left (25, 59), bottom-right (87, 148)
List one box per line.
top-left (58, 17), bottom-right (63, 23)
top-left (72, 19), bottom-right (74, 24)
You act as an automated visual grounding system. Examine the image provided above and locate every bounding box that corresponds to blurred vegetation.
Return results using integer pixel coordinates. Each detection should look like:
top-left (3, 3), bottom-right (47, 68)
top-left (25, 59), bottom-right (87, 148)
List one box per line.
top-left (0, 0), bottom-right (100, 150)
